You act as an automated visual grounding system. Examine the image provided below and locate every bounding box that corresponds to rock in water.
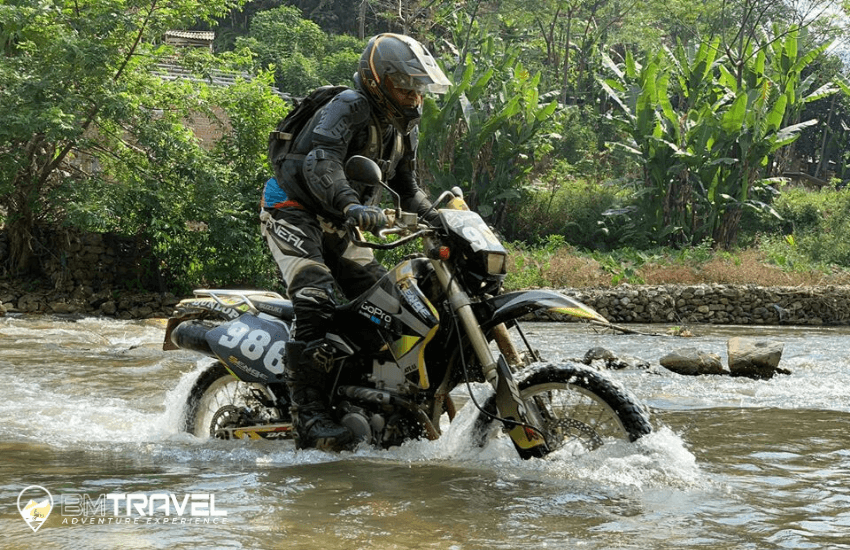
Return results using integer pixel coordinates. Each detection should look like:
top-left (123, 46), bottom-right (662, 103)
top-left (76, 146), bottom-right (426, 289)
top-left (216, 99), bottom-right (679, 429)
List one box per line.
top-left (727, 337), bottom-right (787, 379)
top-left (659, 348), bottom-right (726, 376)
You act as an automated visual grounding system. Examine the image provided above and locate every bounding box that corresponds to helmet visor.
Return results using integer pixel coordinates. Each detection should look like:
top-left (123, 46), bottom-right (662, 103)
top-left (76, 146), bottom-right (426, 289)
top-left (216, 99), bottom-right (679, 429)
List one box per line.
top-left (384, 35), bottom-right (452, 95)
top-left (387, 65), bottom-right (451, 95)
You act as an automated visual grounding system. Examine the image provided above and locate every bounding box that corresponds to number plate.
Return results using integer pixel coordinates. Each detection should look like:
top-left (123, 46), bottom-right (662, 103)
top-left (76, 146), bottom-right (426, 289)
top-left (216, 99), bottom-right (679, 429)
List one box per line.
top-left (207, 314), bottom-right (291, 383)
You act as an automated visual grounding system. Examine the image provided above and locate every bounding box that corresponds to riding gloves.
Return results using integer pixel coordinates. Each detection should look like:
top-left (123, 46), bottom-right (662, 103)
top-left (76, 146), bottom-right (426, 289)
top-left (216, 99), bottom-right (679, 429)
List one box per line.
top-left (345, 204), bottom-right (387, 233)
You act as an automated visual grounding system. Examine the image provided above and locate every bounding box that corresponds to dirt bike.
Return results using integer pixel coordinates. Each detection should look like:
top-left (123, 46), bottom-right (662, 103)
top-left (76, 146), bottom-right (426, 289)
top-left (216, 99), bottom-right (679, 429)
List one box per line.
top-left (162, 156), bottom-right (652, 458)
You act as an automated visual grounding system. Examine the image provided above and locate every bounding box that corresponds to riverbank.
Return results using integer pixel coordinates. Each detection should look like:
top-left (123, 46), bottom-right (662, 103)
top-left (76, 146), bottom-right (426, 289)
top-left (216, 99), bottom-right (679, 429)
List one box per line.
top-left (4, 225), bottom-right (850, 324)
top-left (3, 278), bottom-right (849, 326)
top-left (563, 283), bottom-right (850, 325)
top-left (0, 280), bottom-right (180, 319)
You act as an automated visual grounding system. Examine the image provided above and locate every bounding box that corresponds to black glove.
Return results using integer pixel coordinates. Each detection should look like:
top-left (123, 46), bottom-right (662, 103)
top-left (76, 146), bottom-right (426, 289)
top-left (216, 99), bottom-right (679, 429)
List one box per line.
top-left (345, 204), bottom-right (388, 233)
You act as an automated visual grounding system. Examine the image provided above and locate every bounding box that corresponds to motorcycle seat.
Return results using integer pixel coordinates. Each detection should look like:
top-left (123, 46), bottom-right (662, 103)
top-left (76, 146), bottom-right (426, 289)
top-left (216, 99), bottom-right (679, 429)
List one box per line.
top-left (251, 295), bottom-right (295, 320)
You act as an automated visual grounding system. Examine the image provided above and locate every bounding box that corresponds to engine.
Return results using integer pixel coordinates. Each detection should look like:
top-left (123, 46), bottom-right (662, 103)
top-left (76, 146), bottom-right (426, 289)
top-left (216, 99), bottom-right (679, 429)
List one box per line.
top-left (337, 386), bottom-right (422, 447)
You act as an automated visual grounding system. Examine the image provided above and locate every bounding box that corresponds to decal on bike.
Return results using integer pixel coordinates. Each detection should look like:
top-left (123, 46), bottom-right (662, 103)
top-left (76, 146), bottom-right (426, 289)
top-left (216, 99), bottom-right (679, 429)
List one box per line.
top-left (389, 335), bottom-right (420, 361)
top-left (360, 302), bottom-right (393, 325)
top-left (441, 210), bottom-right (505, 253)
top-left (357, 286), bottom-right (401, 328)
top-left (231, 424), bottom-right (293, 440)
top-left (461, 226), bottom-right (489, 251)
top-left (399, 282), bottom-right (438, 326)
top-left (225, 355), bottom-right (270, 382)
top-left (207, 314), bottom-right (290, 383)
top-left (179, 299), bottom-right (246, 320)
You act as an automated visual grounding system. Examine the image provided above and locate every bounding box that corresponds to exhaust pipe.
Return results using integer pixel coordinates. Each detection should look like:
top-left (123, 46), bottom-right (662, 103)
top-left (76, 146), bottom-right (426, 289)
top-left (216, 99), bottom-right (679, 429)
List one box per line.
top-left (170, 320), bottom-right (215, 356)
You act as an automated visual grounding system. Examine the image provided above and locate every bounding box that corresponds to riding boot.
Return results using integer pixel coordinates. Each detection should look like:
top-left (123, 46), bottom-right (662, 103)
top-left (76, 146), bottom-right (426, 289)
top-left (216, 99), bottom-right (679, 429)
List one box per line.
top-left (285, 340), bottom-right (354, 451)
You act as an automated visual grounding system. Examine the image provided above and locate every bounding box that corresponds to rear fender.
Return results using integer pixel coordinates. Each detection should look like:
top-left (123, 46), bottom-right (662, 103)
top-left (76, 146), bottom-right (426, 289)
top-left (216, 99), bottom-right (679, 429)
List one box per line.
top-left (478, 289), bottom-right (608, 330)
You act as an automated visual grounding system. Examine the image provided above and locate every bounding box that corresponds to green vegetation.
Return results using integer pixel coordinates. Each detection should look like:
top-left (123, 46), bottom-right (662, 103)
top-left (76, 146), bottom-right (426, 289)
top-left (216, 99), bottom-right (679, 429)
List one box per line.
top-left (504, 184), bottom-right (850, 289)
top-left (1, 0), bottom-right (849, 294)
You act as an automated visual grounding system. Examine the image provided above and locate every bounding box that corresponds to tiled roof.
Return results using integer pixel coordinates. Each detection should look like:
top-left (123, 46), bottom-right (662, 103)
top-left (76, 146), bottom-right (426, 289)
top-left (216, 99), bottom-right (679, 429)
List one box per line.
top-left (165, 30), bottom-right (215, 41)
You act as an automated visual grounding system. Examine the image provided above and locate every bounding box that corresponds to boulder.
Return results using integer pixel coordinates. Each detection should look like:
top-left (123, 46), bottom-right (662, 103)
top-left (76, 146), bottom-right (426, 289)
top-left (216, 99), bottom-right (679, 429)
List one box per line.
top-left (582, 347), bottom-right (651, 370)
top-left (605, 354), bottom-right (651, 370)
top-left (583, 347), bottom-right (616, 363)
top-left (727, 337), bottom-right (788, 379)
top-left (49, 302), bottom-right (78, 314)
top-left (659, 348), bottom-right (726, 376)
top-left (100, 300), bottom-right (117, 315)
top-left (17, 293), bottom-right (45, 313)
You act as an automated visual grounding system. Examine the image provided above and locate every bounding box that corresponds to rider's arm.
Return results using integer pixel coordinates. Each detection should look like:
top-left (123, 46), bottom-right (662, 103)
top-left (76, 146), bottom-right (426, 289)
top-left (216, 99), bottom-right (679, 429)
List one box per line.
top-left (302, 90), bottom-right (371, 218)
top-left (391, 128), bottom-right (437, 221)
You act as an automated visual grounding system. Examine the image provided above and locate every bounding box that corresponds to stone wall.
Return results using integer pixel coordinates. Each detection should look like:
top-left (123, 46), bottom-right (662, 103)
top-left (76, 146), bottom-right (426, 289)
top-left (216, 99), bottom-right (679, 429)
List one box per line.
top-left (564, 284), bottom-right (850, 325)
top-left (0, 229), bottom-right (178, 318)
top-left (39, 231), bottom-right (160, 292)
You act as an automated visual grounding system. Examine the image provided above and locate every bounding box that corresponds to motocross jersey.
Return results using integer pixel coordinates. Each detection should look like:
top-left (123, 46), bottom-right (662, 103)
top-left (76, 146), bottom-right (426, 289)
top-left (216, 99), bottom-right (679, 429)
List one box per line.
top-left (272, 88), bottom-right (431, 224)
top-left (261, 177), bottom-right (287, 210)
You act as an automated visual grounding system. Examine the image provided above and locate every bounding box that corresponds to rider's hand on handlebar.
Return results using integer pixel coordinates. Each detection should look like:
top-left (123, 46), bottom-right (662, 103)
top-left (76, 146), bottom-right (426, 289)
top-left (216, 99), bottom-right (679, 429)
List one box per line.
top-left (345, 204), bottom-right (388, 233)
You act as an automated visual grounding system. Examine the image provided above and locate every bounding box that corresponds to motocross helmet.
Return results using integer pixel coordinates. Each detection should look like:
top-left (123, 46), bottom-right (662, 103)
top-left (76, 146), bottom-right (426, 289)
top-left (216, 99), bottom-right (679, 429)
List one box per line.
top-left (356, 33), bottom-right (451, 135)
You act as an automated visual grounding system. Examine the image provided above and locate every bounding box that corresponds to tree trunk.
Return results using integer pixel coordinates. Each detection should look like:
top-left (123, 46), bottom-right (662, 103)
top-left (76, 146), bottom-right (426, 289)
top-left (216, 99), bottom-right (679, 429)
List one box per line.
top-left (561, 11), bottom-right (573, 105)
top-left (5, 196), bottom-right (39, 276)
top-left (358, 0), bottom-right (366, 39)
top-left (662, 172), bottom-right (692, 246)
top-left (713, 206), bottom-right (743, 249)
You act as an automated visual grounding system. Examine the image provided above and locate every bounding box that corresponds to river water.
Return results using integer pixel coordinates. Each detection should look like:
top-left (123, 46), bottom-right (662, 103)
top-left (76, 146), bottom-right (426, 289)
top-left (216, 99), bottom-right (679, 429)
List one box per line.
top-left (1, 315), bottom-right (849, 549)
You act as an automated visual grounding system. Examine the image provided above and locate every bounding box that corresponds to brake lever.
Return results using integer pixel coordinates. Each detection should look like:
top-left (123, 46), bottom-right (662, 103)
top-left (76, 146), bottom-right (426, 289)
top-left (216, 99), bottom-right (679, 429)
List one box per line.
top-left (346, 213), bottom-right (434, 250)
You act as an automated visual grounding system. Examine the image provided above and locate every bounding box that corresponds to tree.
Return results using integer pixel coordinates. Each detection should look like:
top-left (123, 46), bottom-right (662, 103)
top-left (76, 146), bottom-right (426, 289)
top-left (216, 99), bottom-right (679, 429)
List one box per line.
top-left (72, 64), bottom-right (289, 290)
top-left (600, 28), bottom-right (834, 248)
top-left (234, 5), bottom-right (364, 95)
top-left (419, 23), bottom-right (558, 229)
top-left (0, 0), bottom-right (241, 276)
top-left (367, 0), bottom-right (447, 36)
top-left (505, 0), bottom-right (635, 104)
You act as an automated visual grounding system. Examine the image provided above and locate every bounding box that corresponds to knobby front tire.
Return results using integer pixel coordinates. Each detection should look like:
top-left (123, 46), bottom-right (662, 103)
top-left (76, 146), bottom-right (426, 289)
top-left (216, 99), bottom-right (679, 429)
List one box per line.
top-left (478, 362), bottom-right (652, 459)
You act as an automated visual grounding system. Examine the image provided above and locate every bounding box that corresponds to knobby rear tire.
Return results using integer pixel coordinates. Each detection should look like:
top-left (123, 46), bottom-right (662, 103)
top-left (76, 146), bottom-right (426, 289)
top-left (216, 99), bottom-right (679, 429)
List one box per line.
top-left (181, 361), bottom-right (287, 438)
top-left (181, 362), bottom-right (233, 437)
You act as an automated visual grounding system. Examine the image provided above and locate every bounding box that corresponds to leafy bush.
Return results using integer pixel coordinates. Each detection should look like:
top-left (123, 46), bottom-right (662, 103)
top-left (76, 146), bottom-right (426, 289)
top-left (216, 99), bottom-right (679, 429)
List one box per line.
top-left (503, 237), bottom-right (565, 290)
top-left (418, 31), bottom-right (558, 225)
top-left (64, 65), bottom-right (288, 293)
top-left (545, 105), bottom-right (600, 172)
top-left (499, 160), bottom-right (624, 248)
top-left (275, 52), bottom-right (323, 96)
top-left (743, 186), bottom-right (850, 269)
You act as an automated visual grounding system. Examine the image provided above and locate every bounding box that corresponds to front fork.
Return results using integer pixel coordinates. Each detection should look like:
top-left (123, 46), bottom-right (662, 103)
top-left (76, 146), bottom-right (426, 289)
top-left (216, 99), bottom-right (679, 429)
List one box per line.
top-left (430, 258), bottom-right (548, 453)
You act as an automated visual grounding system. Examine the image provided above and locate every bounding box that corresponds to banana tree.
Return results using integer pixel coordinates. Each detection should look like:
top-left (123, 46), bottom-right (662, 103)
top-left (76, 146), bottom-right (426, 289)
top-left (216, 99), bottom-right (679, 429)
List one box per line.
top-left (599, 27), bottom-right (831, 248)
top-left (419, 35), bottom-right (557, 228)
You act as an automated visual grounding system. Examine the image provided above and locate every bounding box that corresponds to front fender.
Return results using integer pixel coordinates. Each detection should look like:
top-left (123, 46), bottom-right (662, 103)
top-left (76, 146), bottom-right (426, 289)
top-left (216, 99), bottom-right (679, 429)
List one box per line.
top-left (478, 289), bottom-right (608, 330)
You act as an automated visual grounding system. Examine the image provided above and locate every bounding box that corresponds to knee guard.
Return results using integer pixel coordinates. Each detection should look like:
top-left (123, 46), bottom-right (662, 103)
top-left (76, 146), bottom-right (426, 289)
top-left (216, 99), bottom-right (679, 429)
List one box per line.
top-left (290, 282), bottom-right (336, 343)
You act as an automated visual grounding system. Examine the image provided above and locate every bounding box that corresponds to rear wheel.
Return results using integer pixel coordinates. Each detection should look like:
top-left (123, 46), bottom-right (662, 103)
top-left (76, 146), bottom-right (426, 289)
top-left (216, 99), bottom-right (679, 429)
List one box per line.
top-left (182, 362), bottom-right (288, 439)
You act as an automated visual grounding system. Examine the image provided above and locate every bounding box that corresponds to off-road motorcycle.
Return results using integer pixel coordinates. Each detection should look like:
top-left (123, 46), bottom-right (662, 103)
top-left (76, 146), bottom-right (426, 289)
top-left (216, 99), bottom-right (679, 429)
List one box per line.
top-left (163, 156), bottom-right (652, 458)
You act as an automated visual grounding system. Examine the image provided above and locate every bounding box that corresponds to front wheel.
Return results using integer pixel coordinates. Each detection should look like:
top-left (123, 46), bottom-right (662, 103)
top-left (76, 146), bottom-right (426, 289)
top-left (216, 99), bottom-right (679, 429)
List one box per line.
top-left (479, 363), bottom-right (652, 459)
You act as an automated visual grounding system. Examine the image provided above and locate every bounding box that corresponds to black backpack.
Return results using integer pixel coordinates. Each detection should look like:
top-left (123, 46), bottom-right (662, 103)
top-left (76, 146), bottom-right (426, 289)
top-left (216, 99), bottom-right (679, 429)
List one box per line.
top-left (267, 85), bottom-right (350, 181)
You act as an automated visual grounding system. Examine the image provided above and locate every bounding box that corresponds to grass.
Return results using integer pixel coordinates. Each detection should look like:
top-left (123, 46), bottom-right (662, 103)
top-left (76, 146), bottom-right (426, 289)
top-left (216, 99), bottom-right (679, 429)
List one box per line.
top-left (503, 243), bottom-right (850, 290)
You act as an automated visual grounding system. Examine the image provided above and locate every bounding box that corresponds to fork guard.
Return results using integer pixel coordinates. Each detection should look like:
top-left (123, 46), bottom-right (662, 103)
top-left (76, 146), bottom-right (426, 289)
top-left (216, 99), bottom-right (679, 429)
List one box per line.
top-left (478, 289), bottom-right (609, 330)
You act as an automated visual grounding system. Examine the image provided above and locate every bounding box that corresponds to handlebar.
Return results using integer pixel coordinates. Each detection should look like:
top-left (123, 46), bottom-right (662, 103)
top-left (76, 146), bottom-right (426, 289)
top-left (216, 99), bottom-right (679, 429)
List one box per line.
top-left (346, 210), bottom-right (435, 250)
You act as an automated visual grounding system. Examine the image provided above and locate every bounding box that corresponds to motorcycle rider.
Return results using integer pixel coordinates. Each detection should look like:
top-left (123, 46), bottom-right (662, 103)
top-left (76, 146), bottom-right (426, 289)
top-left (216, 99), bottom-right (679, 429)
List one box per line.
top-left (260, 33), bottom-right (451, 451)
